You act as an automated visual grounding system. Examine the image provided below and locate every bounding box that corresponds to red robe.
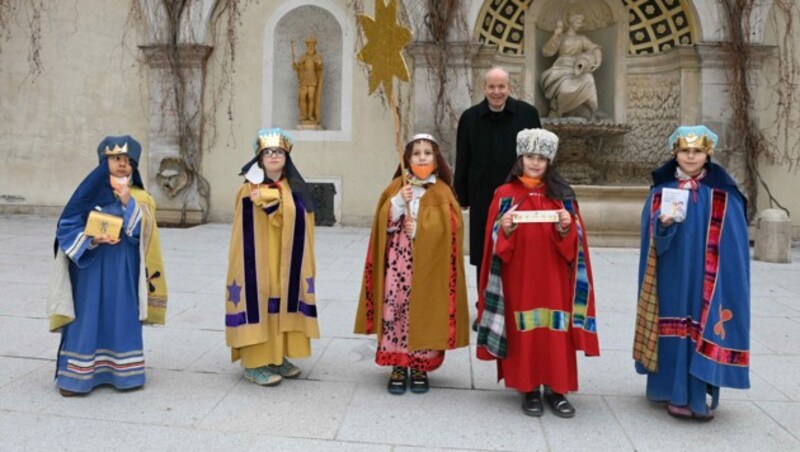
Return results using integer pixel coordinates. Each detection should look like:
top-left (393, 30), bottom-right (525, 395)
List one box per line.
top-left (477, 181), bottom-right (599, 394)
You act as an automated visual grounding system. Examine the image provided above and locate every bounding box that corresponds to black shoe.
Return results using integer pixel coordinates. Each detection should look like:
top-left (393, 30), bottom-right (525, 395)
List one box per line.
top-left (521, 389), bottom-right (543, 417)
top-left (387, 366), bottom-right (408, 395)
top-left (545, 390), bottom-right (575, 418)
top-left (409, 369), bottom-right (429, 394)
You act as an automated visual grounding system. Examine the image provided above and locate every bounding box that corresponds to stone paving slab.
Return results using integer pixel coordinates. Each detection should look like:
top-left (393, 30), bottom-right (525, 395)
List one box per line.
top-left (0, 215), bottom-right (799, 451)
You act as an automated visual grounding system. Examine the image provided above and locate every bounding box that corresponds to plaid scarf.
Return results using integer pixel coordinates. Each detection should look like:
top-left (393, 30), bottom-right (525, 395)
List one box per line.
top-left (477, 197), bottom-right (514, 358)
top-left (633, 193), bottom-right (662, 372)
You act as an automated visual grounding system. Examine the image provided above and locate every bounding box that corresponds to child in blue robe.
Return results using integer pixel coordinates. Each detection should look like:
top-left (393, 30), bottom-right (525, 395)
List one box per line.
top-left (634, 125), bottom-right (750, 420)
top-left (48, 136), bottom-right (167, 396)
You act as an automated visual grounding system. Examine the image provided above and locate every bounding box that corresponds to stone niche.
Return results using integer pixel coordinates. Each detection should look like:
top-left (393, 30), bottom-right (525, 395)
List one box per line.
top-left (523, 0), bottom-right (627, 122)
top-left (270, 5), bottom-right (343, 132)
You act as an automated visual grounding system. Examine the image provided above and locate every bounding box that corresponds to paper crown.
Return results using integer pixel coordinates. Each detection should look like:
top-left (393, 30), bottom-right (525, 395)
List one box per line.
top-left (405, 133), bottom-right (438, 149)
top-left (97, 135), bottom-right (142, 163)
top-left (516, 128), bottom-right (559, 161)
top-left (253, 128), bottom-right (293, 154)
top-left (669, 125), bottom-right (718, 156)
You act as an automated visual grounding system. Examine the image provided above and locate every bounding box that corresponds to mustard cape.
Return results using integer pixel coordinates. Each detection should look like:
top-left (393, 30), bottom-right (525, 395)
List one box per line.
top-left (132, 188), bottom-right (169, 325)
top-left (225, 180), bottom-right (319, 350)
top-left (354, 177), bottom-right (470, 351)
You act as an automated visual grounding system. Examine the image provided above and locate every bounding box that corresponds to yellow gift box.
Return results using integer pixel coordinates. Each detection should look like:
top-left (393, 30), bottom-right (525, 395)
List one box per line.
top-left (259, 186), bottom-right (281, 203)
top-left (84, 211), bottom-right (123, 240)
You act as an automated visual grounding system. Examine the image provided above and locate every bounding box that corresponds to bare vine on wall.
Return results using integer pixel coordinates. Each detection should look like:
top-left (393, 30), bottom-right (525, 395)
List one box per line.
top-left (417, 0), bottom-right (471, 166)
top-left (769, 0), bottom-right (800, 173)
top-left (719, 0), bottom-right (788, 218)
top-left (161, 0), bottom-right (212, 224)
top-left (121, 0), bottom-right (247, 224)
top-left (0, 0), bottom-right (46, 78)
top-left (206, 0), bottom-right (243, 149)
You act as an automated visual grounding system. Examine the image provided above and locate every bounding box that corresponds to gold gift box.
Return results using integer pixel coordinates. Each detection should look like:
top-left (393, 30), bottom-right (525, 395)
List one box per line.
top-left (259, 186), bottom-right (280, 202)
top-left (84, 211), bottom-right (123, 240)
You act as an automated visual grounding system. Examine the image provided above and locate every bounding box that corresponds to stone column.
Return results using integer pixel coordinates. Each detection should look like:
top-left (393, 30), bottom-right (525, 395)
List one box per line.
top-left (140, 44), bottom-right (212, 225)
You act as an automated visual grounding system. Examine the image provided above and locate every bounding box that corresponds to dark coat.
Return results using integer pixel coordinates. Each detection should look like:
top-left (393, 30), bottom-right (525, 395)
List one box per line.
top-left (454, 97), bottom-right (541, 266)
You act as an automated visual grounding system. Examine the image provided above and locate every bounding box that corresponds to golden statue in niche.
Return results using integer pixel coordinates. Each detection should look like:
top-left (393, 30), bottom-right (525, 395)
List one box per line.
top-left (292, 35), bottom-right (324, 128)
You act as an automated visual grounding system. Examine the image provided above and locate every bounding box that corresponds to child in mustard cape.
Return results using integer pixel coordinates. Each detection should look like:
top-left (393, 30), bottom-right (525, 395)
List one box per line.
top-left (48, 135), bottom-right (168, 396)
top-left (355, 133), bottom-right (471, 395)
top-left (225, 128), bottom-right (319, 386)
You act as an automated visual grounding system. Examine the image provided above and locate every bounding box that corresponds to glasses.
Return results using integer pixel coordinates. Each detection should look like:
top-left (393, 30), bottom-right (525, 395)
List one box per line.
top-left (262, 148), bottom-right (286, 158)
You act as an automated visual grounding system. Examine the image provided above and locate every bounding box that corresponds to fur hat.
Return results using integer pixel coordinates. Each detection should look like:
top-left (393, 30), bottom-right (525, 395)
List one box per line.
top-left (516, 128), bottom-right (559, 162)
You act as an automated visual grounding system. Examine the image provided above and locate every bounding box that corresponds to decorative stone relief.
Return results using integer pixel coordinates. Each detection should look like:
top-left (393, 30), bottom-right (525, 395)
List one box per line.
top-left (610, 73), bottom-right (681, 183)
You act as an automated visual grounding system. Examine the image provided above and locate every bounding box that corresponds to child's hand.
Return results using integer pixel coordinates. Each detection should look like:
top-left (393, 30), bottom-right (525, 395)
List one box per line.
top-left (400, 184), bottom-right (413, 203)
top-left (404, 218), bottom-right (416, 237)
top-left (91, 234), bottom-right (120, 246)
top-left (250, 187), bottom-right (261, 203)
top-left (115, 182), bottom-right (131, 207)
top-left (557, 209), bottom-right (572, 230)
top-left (501, 204), bottom-right (518, 235)
top-left (658, 213), bottom-right (674, 227)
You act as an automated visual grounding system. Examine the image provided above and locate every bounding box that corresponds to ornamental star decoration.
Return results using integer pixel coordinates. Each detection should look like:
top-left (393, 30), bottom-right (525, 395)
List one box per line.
top-left (356, 0), bottom-right (412, 102)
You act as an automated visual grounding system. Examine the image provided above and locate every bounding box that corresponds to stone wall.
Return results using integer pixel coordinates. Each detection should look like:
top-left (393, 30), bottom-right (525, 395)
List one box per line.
top-left (0, 1), bottom-right (150, 215)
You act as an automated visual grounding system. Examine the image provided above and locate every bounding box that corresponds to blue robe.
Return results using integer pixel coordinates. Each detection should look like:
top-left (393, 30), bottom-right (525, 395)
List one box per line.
top-left (54, 164), bottom-right (146, 393)
top-left (635, 161), bottom-right (750, 416)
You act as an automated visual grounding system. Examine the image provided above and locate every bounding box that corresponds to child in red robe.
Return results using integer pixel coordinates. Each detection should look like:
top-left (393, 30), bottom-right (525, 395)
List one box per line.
top-left (476, 128), bottom-right (599, 418)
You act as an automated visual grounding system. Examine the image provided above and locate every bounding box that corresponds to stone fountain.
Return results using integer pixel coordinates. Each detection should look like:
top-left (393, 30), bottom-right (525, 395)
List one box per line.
top-left (542, 117), bottom-right (630, 185)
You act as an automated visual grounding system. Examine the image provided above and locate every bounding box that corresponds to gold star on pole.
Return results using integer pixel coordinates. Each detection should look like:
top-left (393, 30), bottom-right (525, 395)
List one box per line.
top-left (356, 0), bottom-right (412, 102)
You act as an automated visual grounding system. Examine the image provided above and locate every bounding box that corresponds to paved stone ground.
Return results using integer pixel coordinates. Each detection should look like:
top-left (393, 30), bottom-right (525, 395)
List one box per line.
top-left (0, 214), bottom-right (798, 451)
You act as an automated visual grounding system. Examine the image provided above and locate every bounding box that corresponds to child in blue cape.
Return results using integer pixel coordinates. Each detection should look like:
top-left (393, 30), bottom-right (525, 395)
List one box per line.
top-left (634, 125), bottom-right (750, 421)
top-left (48, 135), bottom-right (168, 396)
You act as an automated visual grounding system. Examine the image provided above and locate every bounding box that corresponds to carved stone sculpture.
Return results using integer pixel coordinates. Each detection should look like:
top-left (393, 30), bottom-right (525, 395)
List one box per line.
top-left (540, 13), bottom-right (602, 118)
top-left (292, 35), bottom-right (324, 127)
top-left (156, 157), bottom-right (192, 198)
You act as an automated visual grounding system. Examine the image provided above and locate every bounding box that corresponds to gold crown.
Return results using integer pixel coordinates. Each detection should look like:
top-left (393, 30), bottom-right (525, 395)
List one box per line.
top-left (673, 133), bottom-right (714, 156)
top-left (257, 132), bottom-right (292, 154)
top-left (103, 143), bottom-right (129, 156)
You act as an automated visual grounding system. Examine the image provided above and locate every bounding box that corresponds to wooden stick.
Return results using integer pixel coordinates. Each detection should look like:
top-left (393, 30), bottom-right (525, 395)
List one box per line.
top-left (389, 83), bottom-right (412, 218)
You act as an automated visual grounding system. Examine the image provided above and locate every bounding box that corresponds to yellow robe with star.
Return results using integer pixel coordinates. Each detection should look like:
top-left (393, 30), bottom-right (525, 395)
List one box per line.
top-left (225, 180), bottom-right (319, 368)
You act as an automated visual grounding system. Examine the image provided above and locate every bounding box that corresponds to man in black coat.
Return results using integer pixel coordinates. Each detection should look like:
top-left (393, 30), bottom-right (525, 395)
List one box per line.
top-left (455, 66), bottom-right (541, 294)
